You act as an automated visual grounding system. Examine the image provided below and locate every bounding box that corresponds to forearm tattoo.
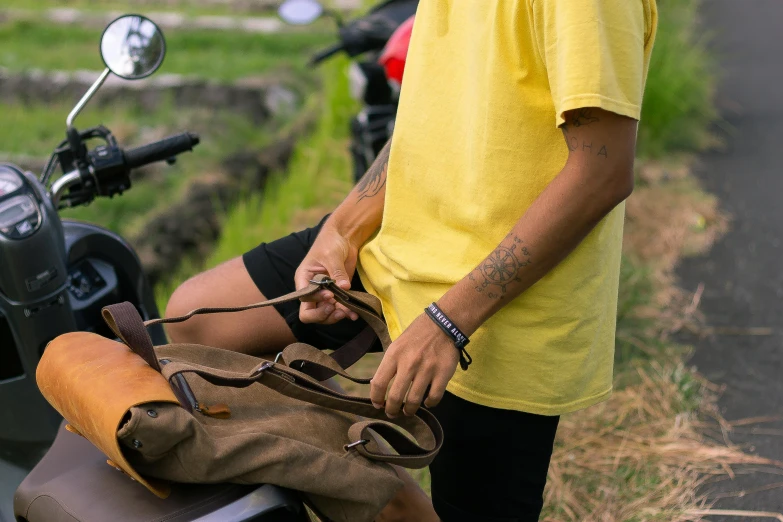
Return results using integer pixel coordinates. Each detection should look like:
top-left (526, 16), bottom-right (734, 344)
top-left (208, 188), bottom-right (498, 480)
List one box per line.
top-left (561, 108), bottom-right (608, 158)
top-left (356, 141), bottom-right (390, 202)
top-left (469, 233), bottom-right (532, 300)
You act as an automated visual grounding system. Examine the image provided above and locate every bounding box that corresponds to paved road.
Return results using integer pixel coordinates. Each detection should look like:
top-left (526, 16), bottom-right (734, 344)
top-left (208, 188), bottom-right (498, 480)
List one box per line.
top-left (677, 0), bottom-right (783, 515)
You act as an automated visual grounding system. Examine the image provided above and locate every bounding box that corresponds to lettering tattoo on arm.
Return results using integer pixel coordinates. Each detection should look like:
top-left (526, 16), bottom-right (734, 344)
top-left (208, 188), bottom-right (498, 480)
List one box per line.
top-left (469, 233), bottom-right (532, 300)
top-left (561, 108), bottom-right (609, 158)
top-left (356, 142), bottom-right (390, 202)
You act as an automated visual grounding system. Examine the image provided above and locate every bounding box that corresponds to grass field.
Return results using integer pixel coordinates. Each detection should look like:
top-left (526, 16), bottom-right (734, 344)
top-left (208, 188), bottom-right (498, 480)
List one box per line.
top-left (0, 19), bottom-right (333, 80)
top-left (154, 56), bottom-right (356, 311)
top-left (637, 0), bottom-right (719, 158)
top-left (0, 93), bottom-right (296, 233)
top-left (0, 0), bottom-right (304, 18)
top-left (0, 15), bottom-right (336, 235)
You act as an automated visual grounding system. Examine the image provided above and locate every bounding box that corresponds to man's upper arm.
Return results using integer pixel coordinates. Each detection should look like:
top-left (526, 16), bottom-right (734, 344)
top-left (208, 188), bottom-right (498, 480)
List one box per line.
top-left (560, 107), bottom-right (638, 196)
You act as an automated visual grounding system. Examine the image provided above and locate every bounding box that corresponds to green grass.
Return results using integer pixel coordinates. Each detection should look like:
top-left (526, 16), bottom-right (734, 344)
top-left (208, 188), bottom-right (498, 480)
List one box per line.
top-left (0, 0), bottom-right (356, 18)
top-left (0, 19), bottom-right (333, 80)
top-left (0, 14), bottom-right (336, 236)
top-left (614, 256), bottom-right (660, 365)
top-left (0, 93), bottom-right (292, 233)
top-left (638, 0), bottom-right (718, 158)
top-left (154, 57), bottom-right (357, 313)
top-left (1, 0), bottom-right (272, 17)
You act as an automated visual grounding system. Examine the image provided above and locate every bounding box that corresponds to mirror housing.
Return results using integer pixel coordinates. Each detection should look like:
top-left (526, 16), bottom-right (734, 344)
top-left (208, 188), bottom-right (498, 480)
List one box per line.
top-left (278, 0), bottom-right (324, 26)
top-left (100, 14), bottom-right (166, 80)
top-left (64, 15), bottom-right (166, 159)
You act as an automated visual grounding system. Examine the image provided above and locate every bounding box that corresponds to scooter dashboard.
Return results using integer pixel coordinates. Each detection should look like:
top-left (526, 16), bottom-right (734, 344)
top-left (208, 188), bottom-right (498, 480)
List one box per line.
top-left (0, 165), bottom-right (42, 240)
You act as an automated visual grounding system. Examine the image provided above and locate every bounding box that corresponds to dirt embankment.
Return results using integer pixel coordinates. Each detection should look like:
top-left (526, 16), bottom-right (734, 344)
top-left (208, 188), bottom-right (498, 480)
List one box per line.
top-left (132, 118), bottom-right (314, 285)
top-left (0, 68), bottom-right (311, 284)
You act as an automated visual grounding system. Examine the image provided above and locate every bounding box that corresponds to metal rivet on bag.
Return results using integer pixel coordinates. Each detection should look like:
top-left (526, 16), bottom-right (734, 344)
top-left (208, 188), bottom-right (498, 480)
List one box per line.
top-left (132, 439), bottom-right (143, 449)
top-left (147, 409), bottom-right (158, 418)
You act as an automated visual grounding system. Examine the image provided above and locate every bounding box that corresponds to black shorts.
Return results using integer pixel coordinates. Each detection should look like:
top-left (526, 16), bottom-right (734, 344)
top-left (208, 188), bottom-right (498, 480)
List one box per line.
top-left (242, 216), bottom-right (560, 522)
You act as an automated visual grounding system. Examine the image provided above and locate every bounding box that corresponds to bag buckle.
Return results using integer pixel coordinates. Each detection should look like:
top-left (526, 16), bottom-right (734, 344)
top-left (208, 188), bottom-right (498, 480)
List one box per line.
top-left (250, 361), bottom-right (274, 377)
top-left (309, 277), bottom-right (335, 287)
top-left (344, 439), bottom-right (370, 451)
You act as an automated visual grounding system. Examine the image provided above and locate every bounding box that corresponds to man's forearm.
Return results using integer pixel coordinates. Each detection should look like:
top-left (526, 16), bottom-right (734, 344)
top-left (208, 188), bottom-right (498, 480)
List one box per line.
top-left (438, 163), bottom-right (627, 335)
top-left (438, 109), bottom-right (637, 336)
top-left (326, 139), bottom-right (391, 247)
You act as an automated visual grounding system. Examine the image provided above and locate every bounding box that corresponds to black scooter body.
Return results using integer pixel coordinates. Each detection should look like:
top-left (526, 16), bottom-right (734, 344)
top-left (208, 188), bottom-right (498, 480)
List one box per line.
top-left (0, 165), bottom-right (165, 449)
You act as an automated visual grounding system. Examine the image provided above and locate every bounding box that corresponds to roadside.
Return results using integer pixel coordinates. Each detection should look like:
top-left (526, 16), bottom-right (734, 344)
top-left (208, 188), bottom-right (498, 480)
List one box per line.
top-left (678, 0), bottom-right (783, 515)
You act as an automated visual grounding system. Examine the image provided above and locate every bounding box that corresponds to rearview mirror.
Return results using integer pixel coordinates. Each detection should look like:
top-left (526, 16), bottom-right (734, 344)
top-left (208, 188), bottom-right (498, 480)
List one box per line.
top-left (100, 15), bottom-right (166, 80)
top-left (278, 0), bottom-right (324, 26)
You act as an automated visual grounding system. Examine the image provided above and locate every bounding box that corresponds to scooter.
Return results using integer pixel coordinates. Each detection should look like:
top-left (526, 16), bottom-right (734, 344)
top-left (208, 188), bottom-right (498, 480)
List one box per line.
top-left (6, 15), bottom-right (308, 522)
top-left (278, 0), bottom-right (418, 181)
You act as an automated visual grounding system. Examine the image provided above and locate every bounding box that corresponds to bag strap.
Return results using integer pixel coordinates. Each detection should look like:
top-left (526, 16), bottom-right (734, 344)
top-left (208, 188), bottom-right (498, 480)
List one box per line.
top-left (158, 358), bottom-right (443, 469)
top-left (102, 275), bottom-right (389, 381)
top-left (102, 301), bottom-right (161, 372)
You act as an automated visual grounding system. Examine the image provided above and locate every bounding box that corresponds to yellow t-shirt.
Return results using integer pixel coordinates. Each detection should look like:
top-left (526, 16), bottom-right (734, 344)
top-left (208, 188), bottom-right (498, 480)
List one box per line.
top-left (358, 0), bottom-right (657, 415)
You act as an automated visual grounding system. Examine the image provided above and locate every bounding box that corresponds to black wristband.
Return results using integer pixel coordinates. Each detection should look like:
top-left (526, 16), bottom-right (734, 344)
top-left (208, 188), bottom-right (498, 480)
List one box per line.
top-left (424, 303), bottom-right (473, 370)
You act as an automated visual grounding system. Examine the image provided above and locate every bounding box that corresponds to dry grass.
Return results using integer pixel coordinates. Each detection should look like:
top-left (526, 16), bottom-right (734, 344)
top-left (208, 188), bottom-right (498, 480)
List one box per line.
top-left (541, 363), bottom-right (783, 521)
top-left (625, 160), bottom-right (728, 284)
top-left (538, 163), bottom-right (783, 520)
top-left (622, 160), bottom-right (730, 342)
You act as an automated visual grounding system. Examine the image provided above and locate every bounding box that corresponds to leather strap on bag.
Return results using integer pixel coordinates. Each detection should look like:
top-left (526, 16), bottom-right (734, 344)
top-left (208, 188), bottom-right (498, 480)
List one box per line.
top-left (102, 302), bottom-right (161, 372)
top-left (158, 358), bottom-right (442, 469)
top-left (102, 275), bottom-right (384, 382)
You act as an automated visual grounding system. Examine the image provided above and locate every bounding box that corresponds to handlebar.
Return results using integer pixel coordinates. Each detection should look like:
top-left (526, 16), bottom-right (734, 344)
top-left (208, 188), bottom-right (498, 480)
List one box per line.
top-left (124, 132), bottom-right (200, 169)
top-left (310, 43), bottom-right (345, 66)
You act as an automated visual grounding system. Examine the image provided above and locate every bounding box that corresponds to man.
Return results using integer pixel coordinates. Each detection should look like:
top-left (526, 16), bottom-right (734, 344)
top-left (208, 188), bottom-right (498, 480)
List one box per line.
top-left (166, 0), bottom-right (658, 520)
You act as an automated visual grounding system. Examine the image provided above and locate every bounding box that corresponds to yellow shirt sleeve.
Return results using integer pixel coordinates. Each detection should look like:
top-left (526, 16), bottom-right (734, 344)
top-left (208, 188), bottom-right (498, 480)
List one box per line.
top-left (532, 0), bottom-right (656, 127)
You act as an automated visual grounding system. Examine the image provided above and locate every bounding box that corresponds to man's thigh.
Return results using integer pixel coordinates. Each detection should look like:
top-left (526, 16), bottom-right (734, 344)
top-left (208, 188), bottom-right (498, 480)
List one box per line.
top-left (165, 215), bottom-right (371, 355)
top-left (428, 392), bottom-right (559, 522)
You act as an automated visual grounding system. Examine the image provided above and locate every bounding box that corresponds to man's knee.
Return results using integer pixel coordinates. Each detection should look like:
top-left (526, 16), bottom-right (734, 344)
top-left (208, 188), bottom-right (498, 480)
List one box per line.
top-left (164, 275), bottom-right (207, 344)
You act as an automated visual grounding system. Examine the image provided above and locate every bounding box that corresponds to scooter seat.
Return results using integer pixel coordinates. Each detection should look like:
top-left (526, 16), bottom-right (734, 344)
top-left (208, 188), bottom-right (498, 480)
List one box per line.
top-left (14, 421), bottom-right (308, 522)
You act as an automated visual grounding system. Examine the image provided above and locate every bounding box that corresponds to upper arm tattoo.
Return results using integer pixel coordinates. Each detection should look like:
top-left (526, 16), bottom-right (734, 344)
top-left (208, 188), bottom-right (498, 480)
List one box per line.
top-left (561, 108), bottom-right (609, 158)
top-left (356, 141), bottom-right (390, 202)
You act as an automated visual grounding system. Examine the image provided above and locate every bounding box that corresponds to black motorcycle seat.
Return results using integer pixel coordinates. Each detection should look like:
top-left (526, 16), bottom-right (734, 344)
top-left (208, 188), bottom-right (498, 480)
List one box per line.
top-left (14, 421), bottom-right (304, 522)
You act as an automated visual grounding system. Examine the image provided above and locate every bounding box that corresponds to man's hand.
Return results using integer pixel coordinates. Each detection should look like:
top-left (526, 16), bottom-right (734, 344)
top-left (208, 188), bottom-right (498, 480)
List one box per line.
top-left (370, 313), bottom-right (460, 418)
top-left (294, 224), bottom-right (360, 324)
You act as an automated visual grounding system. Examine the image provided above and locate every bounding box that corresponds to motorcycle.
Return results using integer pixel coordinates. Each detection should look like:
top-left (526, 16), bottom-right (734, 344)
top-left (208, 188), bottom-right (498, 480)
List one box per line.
top-left (278, 0), bottom-right (418, 181)
top-left (6, 15), bottom-right (308, 522)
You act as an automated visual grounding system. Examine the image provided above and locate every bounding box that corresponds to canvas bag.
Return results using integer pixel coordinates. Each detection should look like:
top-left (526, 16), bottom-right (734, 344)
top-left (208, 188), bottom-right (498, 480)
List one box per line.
top-left (35, 275), bottom-right (443, 522)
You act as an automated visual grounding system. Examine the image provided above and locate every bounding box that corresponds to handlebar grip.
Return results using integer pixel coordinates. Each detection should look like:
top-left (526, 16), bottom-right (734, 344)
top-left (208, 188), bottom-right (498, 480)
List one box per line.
top-left (310, 43), bottom-right (345, 65)
top-left (124, 132), bottom-right (200, 169)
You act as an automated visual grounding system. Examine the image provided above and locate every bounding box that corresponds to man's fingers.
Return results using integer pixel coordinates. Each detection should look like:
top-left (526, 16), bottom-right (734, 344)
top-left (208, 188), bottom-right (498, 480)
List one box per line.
top-left (299, 300), bottom-right (334, 324)
top-left (293, 268), bottom-right (315, 292)
top-left (370, 358), bottom-right (397, 410)
top-left (403, 372), bottom-right (432, 417)
top-left (424, 373), bottom-right (450, 409)
top-left (335, 303), bottom-right (359, 321)
top-left (385, 368), bottom-right (414, 419)
top-left (300, 288), bottom-right (334, 303)
top-left (322, 259), bottom-right (351, 290)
